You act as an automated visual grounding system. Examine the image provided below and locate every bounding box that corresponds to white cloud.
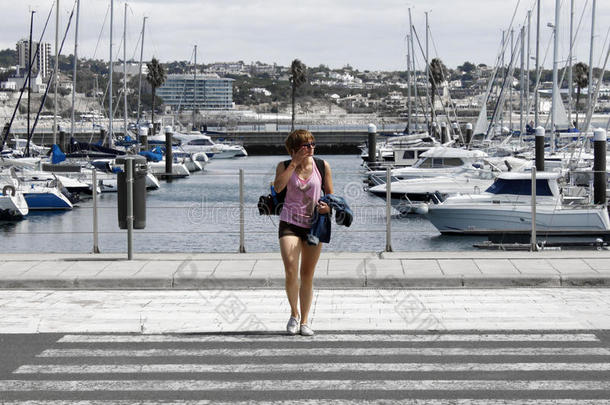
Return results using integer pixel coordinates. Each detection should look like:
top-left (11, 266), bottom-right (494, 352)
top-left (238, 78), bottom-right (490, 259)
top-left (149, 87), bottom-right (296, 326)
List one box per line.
top-left (0, 0), bottom-right (608, 71)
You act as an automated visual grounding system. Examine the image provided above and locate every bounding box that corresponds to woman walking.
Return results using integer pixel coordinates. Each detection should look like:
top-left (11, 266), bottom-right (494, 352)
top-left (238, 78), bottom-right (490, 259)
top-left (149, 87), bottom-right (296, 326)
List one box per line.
top-left (274, 129), bottom-right (333, 336)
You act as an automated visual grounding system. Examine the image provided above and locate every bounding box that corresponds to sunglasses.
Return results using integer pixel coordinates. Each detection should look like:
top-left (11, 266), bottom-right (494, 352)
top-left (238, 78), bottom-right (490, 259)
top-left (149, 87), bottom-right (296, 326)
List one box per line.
top-left (301, 142), bottom-right (316, 149)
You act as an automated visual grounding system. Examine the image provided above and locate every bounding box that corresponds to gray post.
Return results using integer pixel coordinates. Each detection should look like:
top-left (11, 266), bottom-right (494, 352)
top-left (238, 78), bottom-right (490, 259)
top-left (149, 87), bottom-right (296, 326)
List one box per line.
top-left (126, 158), bottom-right (134, 260)
top-left (58, 125), bottom-right (66, 152)
top-left (138, 126), bottom-right (148, 151)
top-left (239, 168), bottom-right (246, 253)
top-left (535, 126), bottom-right (545, 172)
top-left (465, 123), bottom-right (473, 146)
top-left (531, 166), bottom-right (538, 251)
top-left (165, 126), bottom-right (173, 182)
top-left (385, 167), bottom-right (393, 252)
top-left (593, 128), bottom-right (607, 206)
top-left (440, 122), bottom-right (448, 144)
top-left (92, 168), bottom-right (100, 253)
top-left (367, 123), bottom-right (377, 164)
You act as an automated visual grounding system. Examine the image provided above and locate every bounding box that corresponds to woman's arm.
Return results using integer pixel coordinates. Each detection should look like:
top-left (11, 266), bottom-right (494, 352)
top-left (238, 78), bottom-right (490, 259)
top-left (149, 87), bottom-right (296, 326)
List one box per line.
top-left (273, 160), bottom-right (296, 192)
top-left (323, 160), bottom-right (334, 195)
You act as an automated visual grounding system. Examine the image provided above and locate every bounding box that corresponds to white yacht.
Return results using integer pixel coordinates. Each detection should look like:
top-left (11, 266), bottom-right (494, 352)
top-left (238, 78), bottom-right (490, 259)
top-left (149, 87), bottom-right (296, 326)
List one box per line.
top-left (149, 131), bottom-right (247, 159)
top-left (368, 168), bottom-right (496, 215)
top-left (0, 173), bottom-right (28, 219)
top-left (426, 172), bottom-right (610, 234)
top-left (368, 147), bottom-right (489, 182)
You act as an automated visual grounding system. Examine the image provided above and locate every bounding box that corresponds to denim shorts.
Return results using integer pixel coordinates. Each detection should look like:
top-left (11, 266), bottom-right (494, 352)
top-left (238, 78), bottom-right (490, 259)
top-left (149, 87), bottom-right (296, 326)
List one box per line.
top-left (278, 220), bottom-right (310, 241)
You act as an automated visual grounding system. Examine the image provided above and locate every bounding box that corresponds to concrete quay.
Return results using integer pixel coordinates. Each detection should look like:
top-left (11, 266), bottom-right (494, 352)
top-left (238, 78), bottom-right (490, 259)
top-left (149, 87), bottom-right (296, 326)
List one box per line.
top-left (1, 250), bottom-right (610, 290)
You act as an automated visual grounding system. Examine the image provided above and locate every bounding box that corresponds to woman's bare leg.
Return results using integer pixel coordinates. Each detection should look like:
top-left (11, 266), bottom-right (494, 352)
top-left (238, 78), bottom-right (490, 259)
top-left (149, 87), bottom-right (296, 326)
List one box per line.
top-left (299, 241), bottom-right (323, 325)
top-left (280, 235), bottom-right (302, 318)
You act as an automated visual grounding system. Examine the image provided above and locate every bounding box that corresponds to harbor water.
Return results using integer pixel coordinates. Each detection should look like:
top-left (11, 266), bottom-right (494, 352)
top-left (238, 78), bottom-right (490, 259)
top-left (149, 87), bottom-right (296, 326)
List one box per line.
top-left (0, 155), bottom-right (485, 253)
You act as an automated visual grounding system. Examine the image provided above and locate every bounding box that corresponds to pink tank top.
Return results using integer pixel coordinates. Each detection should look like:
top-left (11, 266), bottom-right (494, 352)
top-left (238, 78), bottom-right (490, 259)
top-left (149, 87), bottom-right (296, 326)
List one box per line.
top-left (279, 158), bottom-right (322, 228)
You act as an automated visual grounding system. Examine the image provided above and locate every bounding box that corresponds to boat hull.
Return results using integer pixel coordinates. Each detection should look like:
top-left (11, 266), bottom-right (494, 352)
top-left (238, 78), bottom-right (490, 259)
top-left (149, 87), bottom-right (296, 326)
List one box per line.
top-left (426, 204), bottom-right (610, 234)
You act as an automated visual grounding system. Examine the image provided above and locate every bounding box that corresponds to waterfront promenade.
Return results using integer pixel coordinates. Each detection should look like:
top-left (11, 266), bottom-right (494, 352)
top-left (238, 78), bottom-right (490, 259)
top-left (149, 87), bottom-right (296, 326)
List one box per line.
top-left (2, 250), bottom-right (610, 289)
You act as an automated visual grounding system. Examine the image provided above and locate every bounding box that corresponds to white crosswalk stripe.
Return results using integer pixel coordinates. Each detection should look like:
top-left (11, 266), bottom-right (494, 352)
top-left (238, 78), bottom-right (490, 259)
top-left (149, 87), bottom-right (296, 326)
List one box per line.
top-left (58, 333), bottom-right (601, 343)
top-left (2, 332), bottom-right (609, 402)
top-left (14, 362), bottom-right (610, 374)
top-left (1, 379), bottom-right (610, 391)
top-left (37, 347), bottom-right (610, 357)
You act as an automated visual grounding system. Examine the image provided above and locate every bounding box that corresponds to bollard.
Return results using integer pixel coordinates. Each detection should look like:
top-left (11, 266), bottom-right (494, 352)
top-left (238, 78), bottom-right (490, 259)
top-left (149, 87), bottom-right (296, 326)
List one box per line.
top-left (593, 128), bottom-right (607, 206)
top-left (92, 168), bottom-right (100, 253)
top-left (126, 158), bottom-right (134, 260)
top-left (465, 123), bottom-right (473, 146)
top-left (440, 122), bottom-right (448, 144)
top-left (451, 122), bottom-right (459, 142)
top-left (367, 123), bottom-right (377, 164)
top-left (535, 126), bottom-right (545, 172)
top-left (531, 166), bottom-right (538, 251)
top-left (58, 125), bottom-right (66, 152)
top-left (239, 169), bottom-right (246, 253)
top-left (165, 126), bottom-right (173, 182)
top-left (385, 167), bottom-right (393, 252)
top-left (138, 126), bottom-right (149, 151)
top-left (99, 128), bottom-right (107, 147)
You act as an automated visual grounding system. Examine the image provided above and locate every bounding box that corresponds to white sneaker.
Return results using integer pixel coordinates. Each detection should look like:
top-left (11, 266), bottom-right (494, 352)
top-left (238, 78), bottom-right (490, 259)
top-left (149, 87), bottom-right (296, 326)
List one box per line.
top-left (300, 323), bottom-right (314, 336)
top-left (286, 316), bottom-right (299, 335)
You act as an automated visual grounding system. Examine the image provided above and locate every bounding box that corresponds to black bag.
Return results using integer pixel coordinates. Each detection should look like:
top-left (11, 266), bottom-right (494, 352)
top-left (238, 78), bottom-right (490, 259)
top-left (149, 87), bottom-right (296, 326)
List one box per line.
top-left (258, 158), bottom-right (325, 216)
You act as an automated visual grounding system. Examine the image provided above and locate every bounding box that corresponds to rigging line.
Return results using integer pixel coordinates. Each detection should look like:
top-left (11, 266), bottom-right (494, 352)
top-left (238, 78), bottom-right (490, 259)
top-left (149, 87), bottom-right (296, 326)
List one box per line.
top-left (1, 1), bottom-right (55, 152)
top-left (93, 4), bottom-right (110, 60)
top-left (29, 3), bottom-right (77, 147)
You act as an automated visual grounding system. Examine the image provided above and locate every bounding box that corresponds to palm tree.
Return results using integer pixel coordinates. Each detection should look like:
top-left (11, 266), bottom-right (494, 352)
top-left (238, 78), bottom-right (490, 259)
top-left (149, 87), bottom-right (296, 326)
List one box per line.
top-left (290, 59), bottom-right (307, 131)
top-left (572, 62), bottom-right (588, 130)
top-left (428, 58), bottom-right (447, 131)
top-left (146, 57), bottom-right (167, 136)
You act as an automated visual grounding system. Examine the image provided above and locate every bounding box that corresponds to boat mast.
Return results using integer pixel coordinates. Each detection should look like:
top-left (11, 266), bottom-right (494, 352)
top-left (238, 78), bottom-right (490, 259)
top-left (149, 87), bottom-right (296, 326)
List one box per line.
top-left (520, 26), bottom-right (525, 139)
top-left (408, 8), bottom-right (419, 133)
top-left (551, 0), bottom-right (561, 153)
top-left (525, 9), bottom-right (531, 128)
top-left (108, 0), bottom-right (114, 147)
top-left (425, 11), bottom-right (430, 132)
top-left (123, 2), bottom-right (128, 137)
top-left (587, 0), bottom-right (596, 130)
top-left (136, 16), bottom-right (146, 126)
top-left (70, 0), bottom-right (80, 144)
top-left (568, 0), bottom-right (574, 127)
top-left (406, 28), bottom-right (411, 134)
top-left (26, 9), bottom-right (35, 157)
top-left (53, 0), bottom-right (59, 145)
top-left (193, 44), bottom-right (197, 130)
top-left (534, 0), bottom-right (540, 127)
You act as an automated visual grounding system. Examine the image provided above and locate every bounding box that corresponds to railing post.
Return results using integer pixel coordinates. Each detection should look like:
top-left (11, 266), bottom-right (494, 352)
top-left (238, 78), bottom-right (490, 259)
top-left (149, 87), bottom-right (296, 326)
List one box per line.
top-left (530, 166), bottom-right (537, 252)
top-left (239, 168), bottom-right (246, 253)
top-left (385, 167), bottom-right (393, 252)
top-left (92, 168), bottom-right (100, 253)
top-left (126, 158), bottom-right (134, 260)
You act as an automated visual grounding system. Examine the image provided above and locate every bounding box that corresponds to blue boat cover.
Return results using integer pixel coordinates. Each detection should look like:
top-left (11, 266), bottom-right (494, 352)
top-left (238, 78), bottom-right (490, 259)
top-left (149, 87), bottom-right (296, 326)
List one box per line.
top-left (139, 150), bottom-right (163, 162)
top-left (51, 144), bottom-right (66, 164)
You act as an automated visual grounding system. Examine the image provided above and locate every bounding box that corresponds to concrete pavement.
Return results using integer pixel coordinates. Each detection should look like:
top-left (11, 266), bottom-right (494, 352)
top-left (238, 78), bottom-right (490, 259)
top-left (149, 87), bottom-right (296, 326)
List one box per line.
top-left (1, 250), bottom-right (610, 289)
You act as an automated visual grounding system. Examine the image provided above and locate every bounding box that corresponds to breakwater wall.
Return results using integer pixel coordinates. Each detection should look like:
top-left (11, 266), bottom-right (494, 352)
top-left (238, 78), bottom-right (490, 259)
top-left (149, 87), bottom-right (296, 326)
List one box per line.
top-left (10, 129), bottom-right (369, 155)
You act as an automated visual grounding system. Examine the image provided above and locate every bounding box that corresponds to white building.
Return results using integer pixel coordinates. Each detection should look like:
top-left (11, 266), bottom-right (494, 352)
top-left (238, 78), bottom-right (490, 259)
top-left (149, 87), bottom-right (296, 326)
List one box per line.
top-left (157, 73), bottom-right (234, 110)
top-left (16, 39), bottom-right (51, 79)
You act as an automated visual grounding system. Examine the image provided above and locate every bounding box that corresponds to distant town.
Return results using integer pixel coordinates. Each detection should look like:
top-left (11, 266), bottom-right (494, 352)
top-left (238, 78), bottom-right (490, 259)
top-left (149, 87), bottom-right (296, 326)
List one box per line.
top-left (1, 39), bottom-right (609, 129)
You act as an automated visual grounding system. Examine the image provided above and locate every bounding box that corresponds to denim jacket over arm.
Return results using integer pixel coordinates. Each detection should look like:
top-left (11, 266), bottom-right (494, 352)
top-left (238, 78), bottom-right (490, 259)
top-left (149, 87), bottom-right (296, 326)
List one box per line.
top-left (307, 194), bottom-right (353, 246)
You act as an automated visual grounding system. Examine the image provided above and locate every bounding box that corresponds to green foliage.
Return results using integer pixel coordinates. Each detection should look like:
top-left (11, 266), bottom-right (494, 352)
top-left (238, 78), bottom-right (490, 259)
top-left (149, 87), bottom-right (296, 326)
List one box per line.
top-left (0, 48), bottom-right (17, 68)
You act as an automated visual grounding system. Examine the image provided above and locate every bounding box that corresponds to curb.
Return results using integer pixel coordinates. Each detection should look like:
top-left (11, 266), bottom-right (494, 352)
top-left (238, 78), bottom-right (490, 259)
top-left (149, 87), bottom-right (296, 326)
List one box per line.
top-left (2, 276), bottom-right (610, 289)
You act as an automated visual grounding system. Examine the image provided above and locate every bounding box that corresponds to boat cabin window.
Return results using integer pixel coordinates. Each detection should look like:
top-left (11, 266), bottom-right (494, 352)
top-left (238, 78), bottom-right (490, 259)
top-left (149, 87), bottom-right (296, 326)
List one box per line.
top-left (485, 178), bottom-right (553, 196)
top-left (402, 150), bottom-right (415, 160)
top-left (415, 157), bottom-right (464, 168)
top-left (187, 139), bottom-right (214, 146)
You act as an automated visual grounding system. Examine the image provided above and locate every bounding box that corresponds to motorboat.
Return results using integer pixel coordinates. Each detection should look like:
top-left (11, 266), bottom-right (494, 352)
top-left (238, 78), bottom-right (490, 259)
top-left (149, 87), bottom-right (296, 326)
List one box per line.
top-left (425, 171), bottom-right (610, 234)
top-left (368, 147), bottom-right (489, 182)
top-left (0, 173), bottom-right (28, 219)
top-left (149, 131), bottom-right (248, 159)
top-left (368, 168), bottom-right (496, 215)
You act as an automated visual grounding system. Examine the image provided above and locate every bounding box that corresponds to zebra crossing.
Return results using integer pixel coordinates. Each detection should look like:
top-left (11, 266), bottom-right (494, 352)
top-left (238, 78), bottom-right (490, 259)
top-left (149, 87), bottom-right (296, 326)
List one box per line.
top-left (1, 331), bottom-right (609, 402)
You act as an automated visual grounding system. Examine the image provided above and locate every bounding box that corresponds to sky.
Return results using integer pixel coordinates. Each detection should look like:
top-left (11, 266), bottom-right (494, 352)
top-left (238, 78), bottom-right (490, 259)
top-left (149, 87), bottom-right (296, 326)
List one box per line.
top-left (1, 0), bottom-right (609, 72)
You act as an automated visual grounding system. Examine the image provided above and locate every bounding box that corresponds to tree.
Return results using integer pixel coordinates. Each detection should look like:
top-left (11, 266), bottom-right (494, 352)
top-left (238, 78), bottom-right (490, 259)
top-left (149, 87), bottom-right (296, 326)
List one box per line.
top-left (290, 59), bottom-right (307, 131)
top-left (428, 58), bottom-right (447, 128)
top-left (573, 62), bottom-right (588, 130)
top-left (145, 57), bottom-right (166, 135)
